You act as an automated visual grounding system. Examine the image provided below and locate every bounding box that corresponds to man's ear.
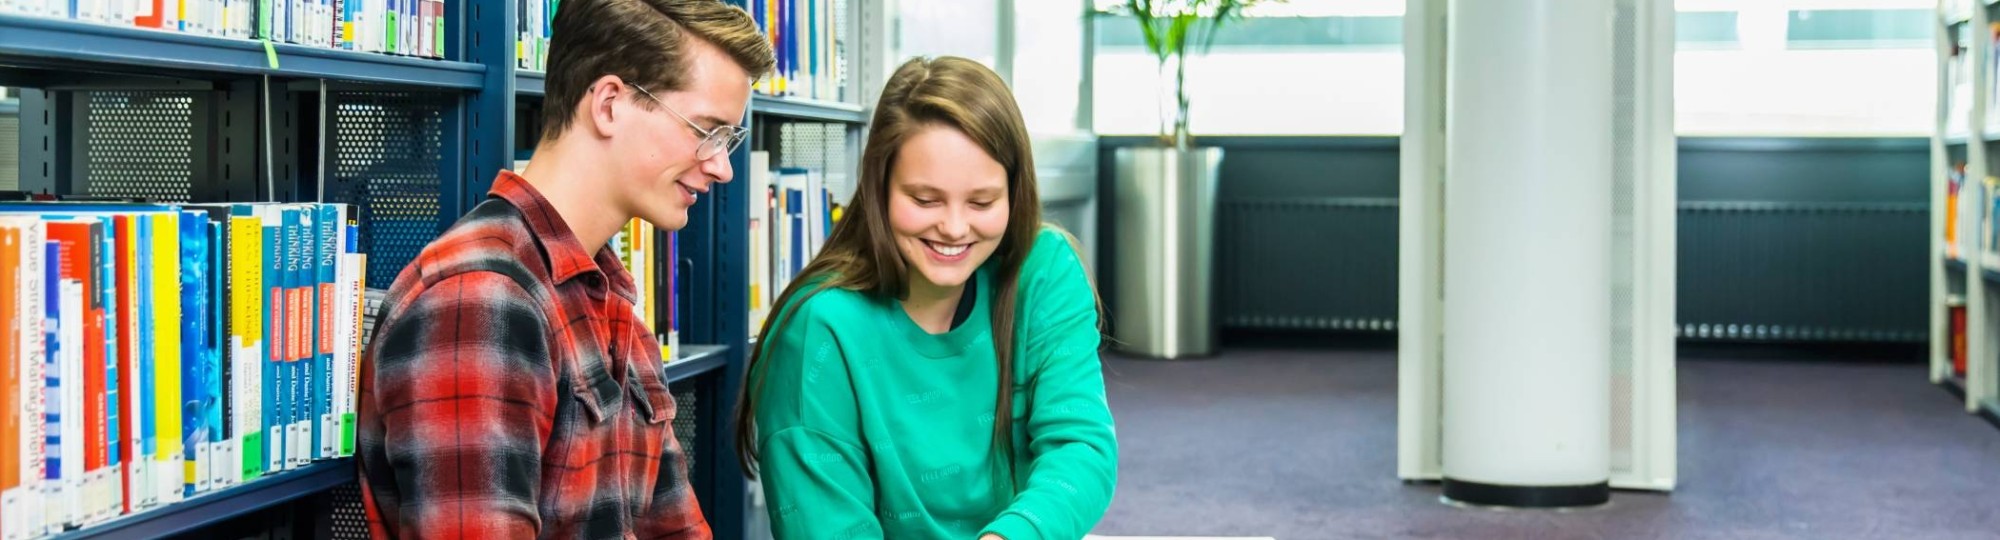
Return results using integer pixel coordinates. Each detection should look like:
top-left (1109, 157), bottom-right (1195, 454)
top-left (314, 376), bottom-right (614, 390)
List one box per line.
top-left (581, 75), bottom-right (628, 138)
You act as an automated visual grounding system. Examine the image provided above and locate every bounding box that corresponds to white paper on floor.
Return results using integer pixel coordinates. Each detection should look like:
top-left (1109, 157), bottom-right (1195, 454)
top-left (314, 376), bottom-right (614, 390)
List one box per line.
top-left (1085, 537), bottom-right (1277, 540)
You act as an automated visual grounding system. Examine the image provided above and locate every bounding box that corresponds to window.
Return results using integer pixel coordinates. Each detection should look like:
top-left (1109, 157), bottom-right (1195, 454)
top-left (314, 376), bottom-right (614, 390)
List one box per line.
top-left (896, 0), bottom-right (1000, 72)
top-left (1013, 0), bottom-right (1090, 134)
top-left (1675, 1), bottom-right (1935, 136)
top-left (1091, 0), bottom-right (1406, 136)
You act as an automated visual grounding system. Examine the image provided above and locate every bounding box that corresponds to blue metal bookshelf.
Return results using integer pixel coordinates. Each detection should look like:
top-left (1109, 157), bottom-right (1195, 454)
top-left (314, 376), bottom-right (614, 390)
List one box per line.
top-left (668, 344), bottom-right (730, 383)
top-left (517, 69), bottom-right (547, 97)
top-left (750, 94), bottom-right (868, 123)
top-left (46, 460), bottom-right (356, 540)
top-left (0, 14), bottom-right (484, 89)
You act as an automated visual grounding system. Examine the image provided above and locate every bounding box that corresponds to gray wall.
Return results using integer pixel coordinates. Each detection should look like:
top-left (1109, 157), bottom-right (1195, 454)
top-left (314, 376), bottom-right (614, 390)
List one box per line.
top-left (1097, 136), bottom-right (1929, 343)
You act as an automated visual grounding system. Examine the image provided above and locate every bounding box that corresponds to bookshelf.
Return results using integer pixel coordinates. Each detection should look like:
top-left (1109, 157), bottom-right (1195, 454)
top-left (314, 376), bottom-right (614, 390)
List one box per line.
top-left (0, 0), bottom-right (885, 537)
top-left (0, 14), bottom-right (485, 90)
top-left (43, 459), bottom-right (354, 540)
top-left (516, 70), bottom-right (546, 97)
top-left (1935, 0), bottom-right (2000, 431)
top-left (749, 94), bottom-right (869, 123)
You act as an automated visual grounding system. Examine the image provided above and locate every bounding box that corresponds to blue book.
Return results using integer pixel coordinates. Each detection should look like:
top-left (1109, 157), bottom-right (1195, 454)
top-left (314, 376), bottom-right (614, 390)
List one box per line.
top-left (205, 218), bottom-right (227, 487)
top-left (97, 217), bottom-right (119, 489)
top-left (313, 205), bottom-right (338, 460)
top-left (179, 212), bottom-right (212, 496)
top-left (41, 241), bottom-right (60, 485)
top-left (136, 217), bottom-right (158, 496)
top-left (780, 0), bottom-right (793, 93)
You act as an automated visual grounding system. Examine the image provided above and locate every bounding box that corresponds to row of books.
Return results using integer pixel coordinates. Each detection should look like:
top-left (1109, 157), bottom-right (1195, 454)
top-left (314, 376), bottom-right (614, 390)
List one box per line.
top-left (1947, 163), bottom-right (1998, 267)
top-left (519, 0), bottom-right (850, 104)
top-left (734, 0), bottom-right (849, 102)
top-left (606, 218), bottom-right (679, 361)
top-left (514, 0), bottom-right (552, 71)
top-left (745, 150), bottom-right (839, 331)
top-left (0, 0), bottom-right (447, 60)
top-left (0, 203), bottom-right (368, 539)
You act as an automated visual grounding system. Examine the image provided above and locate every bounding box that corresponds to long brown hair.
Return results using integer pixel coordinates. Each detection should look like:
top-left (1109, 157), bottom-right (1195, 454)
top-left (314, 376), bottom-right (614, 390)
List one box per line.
top-left (734, 56), bottom-right (1042, 480)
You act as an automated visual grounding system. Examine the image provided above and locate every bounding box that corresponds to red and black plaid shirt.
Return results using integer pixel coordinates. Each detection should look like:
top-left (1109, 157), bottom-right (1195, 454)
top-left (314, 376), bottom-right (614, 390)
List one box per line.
top-left (356, 171), bottom-right (708, 539)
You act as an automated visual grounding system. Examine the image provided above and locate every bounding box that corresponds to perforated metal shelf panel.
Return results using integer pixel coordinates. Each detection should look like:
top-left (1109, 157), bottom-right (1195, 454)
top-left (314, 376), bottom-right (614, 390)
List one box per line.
top-left (0, 114), bottom-right (17, 191)
top-left (777, 122), bottom-right (853, 200)
top-left (327, 91), bottom-right (449, 286)
top-left (326, 482), bottom-right (370, 540)
top-left (83, 91), bottom-right (197, 202)
top-left (671, 382), bottom-right (699, 478)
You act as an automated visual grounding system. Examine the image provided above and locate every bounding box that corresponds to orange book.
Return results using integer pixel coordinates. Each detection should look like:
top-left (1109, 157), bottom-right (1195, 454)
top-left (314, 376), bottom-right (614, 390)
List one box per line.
top-left (1, 225), bottom-right (21, 505)
top-left (135, 0), bottom-right (164, 28)
top-left (1953, 305), bottom-right (1968, 375)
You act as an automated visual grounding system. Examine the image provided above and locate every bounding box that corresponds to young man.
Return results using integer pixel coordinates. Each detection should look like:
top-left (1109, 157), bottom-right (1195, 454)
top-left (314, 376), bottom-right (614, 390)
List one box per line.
top-left (354, 0), bottom-right (773, 537)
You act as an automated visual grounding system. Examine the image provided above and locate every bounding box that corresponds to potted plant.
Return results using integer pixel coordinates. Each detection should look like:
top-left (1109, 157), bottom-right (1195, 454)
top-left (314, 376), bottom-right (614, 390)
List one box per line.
top-left (1115, 0), bottom-right (1264, 149)
top-left (1103, 0), bottom-right (1266, 359)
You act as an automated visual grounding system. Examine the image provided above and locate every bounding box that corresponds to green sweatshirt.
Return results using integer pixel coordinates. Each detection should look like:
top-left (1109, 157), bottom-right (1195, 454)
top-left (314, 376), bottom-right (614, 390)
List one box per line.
top-left (754, 226), bottom-right (1118, 540)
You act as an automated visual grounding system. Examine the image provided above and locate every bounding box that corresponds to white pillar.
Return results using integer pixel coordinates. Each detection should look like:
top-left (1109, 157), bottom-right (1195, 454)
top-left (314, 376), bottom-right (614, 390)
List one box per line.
top-left (1441, 0), bottom-right (1613, 507)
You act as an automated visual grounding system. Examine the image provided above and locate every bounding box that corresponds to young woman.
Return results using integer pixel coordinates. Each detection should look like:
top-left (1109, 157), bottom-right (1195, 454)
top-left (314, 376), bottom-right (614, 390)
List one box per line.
top-left (734, 56), bottom-right (1117, 539)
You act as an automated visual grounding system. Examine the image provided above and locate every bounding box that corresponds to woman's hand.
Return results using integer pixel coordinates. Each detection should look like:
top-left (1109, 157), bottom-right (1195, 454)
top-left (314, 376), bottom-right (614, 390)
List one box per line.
top-left (980, 535), bottom-right (1004, 540)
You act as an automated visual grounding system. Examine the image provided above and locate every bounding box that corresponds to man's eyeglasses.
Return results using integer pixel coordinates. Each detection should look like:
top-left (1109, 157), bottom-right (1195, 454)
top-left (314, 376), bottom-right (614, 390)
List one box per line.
top-left (628, 83), bottom-right (749, 161)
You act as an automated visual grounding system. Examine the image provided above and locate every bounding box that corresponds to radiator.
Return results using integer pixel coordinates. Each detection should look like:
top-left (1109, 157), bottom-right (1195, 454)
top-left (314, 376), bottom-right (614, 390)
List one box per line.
top-left (1219, 197), bottom-right (1398, 331)
top-left (1218, 197), bottom-right (1924, 342)
top-left (1676, 201), bottom-right (1927, 342)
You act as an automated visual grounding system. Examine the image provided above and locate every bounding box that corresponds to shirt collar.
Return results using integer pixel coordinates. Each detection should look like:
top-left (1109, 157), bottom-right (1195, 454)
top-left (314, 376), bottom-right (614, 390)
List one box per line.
top-left (489, 170), bottom-right (641, 302)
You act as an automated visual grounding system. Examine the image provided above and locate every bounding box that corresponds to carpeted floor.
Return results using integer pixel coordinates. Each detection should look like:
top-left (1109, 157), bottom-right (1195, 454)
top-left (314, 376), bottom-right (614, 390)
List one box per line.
top-left (1090, 346), bottom-right (2000, 540)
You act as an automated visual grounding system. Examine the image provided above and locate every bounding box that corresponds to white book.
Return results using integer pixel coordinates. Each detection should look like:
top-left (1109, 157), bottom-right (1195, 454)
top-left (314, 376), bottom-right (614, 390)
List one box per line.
top-left (334, 209), bottom-right (356, 458)
top-left (58, 280), bottom-right (82, 529)
top-left (342, 254), bottom-right (364, 457)
top-left (235, 0), bottom-right (249, 38)
top-left (20, 222), bottom-right (44, 539)
top-left (748, 151), bottom-right (773, 330)
top-left (807, 170), bottom-right (825, 257)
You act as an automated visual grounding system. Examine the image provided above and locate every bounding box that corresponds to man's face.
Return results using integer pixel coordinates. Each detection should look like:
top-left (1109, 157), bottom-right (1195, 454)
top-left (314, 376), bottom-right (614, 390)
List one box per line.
top-left (615, 39), bottom-right (751, 231)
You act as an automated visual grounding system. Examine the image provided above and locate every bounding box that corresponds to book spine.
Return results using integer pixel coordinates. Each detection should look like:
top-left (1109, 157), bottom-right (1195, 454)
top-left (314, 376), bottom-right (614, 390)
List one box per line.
top-left (230, 211), bottom-right (266, 482)
top-left (179, 213), bottom-right (210, 497)
top-left (149, 213), bottom-right (182, 506)
top-left (286, 207), bottom-right (309, 468)
top-left (314, 205), bottom-right (336, 462)
top-left (21, 224), bottom-right (46, 537)
top-left (40, 240), bottom-right (60, 532)
top-left (262, 207), bottom-right (282, 475)
top-left (0, 225), bottom-right (21, 540)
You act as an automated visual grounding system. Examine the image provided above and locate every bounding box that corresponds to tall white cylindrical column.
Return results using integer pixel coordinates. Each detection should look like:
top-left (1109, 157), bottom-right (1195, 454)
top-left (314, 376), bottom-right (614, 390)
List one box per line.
top-left (1441, 0), bottom-right (1613, 507)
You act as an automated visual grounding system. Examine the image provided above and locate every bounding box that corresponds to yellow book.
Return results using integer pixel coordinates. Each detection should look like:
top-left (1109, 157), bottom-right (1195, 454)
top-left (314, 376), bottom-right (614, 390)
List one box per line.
top-left (148, 213), bottom-right (183, 505)
top-left (228, 215), bottom-right (264, 481)
top-left (640, 221), bottom-right (656, 333)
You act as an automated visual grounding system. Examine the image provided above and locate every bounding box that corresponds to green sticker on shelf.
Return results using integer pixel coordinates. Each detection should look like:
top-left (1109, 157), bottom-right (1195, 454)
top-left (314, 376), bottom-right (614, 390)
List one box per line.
top-left (264, 39), bottom-right (280, 69)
